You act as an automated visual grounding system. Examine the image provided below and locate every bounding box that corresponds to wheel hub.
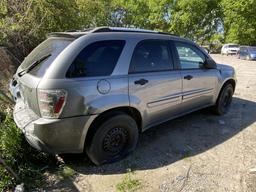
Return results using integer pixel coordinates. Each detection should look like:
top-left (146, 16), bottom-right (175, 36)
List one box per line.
top-left (103, 127), bottom-right (128, 154)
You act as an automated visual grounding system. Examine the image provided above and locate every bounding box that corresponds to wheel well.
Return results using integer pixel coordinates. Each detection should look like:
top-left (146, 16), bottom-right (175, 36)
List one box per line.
top-left (217, 79), bottom-right (236, 101)
top-left (84, 107), bottom-right (142, 149)
top-left (222, 79), bottom-right (236, 92)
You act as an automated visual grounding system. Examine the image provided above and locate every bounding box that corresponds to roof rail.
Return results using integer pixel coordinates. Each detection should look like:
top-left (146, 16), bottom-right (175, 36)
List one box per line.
top-left (49, 27), bottom-right (179, 38)
top-left (89, 27), bottom-right (179, 36)
top-left (91, 27), bottom-right (157, 33)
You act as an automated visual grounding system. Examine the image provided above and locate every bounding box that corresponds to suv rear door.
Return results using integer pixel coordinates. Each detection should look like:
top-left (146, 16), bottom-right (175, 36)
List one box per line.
top-left (173, 41), bottom-right (219, 111)
top-left (128, 40), bottom-right (182, 129)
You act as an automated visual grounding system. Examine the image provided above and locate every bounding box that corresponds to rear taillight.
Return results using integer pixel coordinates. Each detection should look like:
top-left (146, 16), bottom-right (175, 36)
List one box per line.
top-left (38, 89), bottom-right (67, 118)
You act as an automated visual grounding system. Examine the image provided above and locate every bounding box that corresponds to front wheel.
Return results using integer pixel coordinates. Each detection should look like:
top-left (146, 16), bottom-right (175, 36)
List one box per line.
top-left (213, 84), bottom-right (234, 115)
top-left (86, 114), bottom-right (139, 165)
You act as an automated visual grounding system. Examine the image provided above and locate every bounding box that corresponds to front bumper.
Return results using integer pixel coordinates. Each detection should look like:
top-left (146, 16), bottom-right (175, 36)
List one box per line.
top-left (13, 100), bottom-right (97, 154)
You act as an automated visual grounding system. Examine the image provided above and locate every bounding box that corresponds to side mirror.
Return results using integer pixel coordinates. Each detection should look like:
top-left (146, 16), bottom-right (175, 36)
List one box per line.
top-left (204, 58), bottom-right (217, 69)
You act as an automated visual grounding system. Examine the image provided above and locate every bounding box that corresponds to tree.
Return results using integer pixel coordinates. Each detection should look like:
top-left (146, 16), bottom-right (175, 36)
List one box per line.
top-left (111, 0), bottom-right (173, 31)
top-left (170, 0), bottom-right (222, 44)
top-left (75, 0), bottom-right (113, 28)
top-left (0, 0), bottom-right (119, 59)
top-left (0, 0), bottom-right (81, 59)
top-left (221, 0), bottom-right (256, 45)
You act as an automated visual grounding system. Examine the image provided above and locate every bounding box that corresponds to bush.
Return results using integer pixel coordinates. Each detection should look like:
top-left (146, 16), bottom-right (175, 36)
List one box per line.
top-left (0, 115), bottom-right (21, 190)
top-left (0, 113), bottom-right (52, 191)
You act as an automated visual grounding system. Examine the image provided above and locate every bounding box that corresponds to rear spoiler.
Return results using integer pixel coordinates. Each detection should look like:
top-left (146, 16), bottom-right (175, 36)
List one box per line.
top-left (47, 32), bottom-right (84, 39)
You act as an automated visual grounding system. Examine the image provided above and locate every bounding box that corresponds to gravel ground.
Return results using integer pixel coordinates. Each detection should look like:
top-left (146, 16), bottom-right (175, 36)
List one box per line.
top-left (44, 54), bottom-right (256, 192)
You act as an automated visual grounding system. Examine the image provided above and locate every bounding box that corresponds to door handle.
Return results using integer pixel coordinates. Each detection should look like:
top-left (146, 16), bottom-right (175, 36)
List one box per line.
top-left (134, 78), bottom-right (149, 85)
top-left (184, 75), bottom-right (193, 80)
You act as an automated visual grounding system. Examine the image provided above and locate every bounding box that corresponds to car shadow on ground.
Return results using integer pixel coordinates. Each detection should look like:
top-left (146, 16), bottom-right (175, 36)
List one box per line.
top-left (59, 97), bottom-right (256, 177)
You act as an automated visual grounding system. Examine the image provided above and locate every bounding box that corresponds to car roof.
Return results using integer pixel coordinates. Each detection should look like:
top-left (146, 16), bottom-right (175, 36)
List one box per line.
top-left (240, 45), bottom-right (256, 47)
top-left (224, 43), bottom-right (239, 46)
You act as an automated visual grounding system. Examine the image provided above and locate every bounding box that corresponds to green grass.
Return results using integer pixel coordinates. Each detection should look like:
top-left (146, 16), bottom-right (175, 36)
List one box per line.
top-left (57, 165), bottom-right (75, 180)
top-left (116, 169), bottom-right (141, 192)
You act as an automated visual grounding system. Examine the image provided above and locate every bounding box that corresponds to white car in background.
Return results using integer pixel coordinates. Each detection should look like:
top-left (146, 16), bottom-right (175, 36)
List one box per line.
top-left (221, 44), bottom-right (239, 55)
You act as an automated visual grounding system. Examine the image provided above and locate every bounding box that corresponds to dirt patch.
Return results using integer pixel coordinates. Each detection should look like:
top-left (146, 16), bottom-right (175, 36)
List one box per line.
top-left (42, 54), bottom-right (256, 192)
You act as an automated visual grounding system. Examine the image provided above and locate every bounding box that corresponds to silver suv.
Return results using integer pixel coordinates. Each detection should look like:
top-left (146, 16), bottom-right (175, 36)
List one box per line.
top-left (10, 27), bottom-right (236, 165)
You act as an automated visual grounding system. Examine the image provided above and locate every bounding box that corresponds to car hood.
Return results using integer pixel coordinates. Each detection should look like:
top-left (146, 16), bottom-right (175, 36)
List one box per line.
top-left (217, 64), bottom-right (233, 70)
top-left (217, 64), bottom-right (236, 79)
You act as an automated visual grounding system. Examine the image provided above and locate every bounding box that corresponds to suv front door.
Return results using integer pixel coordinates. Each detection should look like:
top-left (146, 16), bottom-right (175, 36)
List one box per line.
top-left (173, 41), bottom-right (219, 112)
top-left (128, 40), bottom-right (182, 129)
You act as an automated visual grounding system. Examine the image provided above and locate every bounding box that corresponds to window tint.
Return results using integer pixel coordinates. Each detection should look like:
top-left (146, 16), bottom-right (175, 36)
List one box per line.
top-left (130, 40), bottom-right (173, 73)
top-left (67, 40), bottom-right (125, 78)
top-left (175, 42), bottom-right (205, 69)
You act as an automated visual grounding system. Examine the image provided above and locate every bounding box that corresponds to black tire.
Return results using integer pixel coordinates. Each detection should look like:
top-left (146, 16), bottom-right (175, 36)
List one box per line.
top-left (213, 84), bottom-right (234, 115)
top-left (86, 114), bottom-right (139, 165)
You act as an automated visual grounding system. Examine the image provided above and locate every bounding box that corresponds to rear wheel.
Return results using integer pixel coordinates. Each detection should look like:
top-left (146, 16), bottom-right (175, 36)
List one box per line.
top-left (213, 84), bottom-right (234, 115)
top-left (86, 114), bottom-right (139, 165)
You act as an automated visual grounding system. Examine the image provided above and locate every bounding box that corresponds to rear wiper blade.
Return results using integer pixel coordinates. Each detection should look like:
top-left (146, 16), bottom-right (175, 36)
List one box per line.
top-left (18, 54), bottom-right (51, 77)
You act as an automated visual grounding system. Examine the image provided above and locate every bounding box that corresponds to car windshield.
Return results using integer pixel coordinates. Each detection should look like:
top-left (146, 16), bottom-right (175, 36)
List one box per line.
top-left (228, 45), bottom-right (239, 48)
top-left (20, 37), bottom-right (73, 77)
top-left (248, 47), bottom-right (256, 53)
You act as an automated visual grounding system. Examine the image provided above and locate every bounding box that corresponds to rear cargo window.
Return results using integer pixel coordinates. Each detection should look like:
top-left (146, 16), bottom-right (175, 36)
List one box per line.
top-left (66, 40), bottom-right (125, 78)
top-left (20, 37), bottom-right (73, 77)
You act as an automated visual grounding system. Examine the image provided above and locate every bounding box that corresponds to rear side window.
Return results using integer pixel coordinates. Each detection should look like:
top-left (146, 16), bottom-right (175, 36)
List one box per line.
top-left (129, 40), bottom-right (173, 73)
top-left (67, 40), bottom-right (125, 78)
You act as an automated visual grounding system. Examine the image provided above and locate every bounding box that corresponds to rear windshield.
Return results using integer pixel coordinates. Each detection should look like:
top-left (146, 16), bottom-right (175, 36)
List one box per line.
top-left (228, 45), bottom-right (239, 48)
top-left (20, 37), bottom-right (73, 77)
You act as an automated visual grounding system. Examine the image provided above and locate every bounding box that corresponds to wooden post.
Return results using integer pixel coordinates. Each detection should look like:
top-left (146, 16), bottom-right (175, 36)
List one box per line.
top-left (0, 157), bottom-right (20, 181)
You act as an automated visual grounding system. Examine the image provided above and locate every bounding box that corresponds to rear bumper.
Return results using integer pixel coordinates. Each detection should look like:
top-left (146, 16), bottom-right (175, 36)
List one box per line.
top-left (13, 101), bottom-right (97, 154)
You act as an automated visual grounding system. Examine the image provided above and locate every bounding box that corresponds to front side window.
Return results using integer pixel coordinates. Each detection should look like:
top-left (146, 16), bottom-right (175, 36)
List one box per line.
top-left (129, 40), bottom-right (173, 73)
top-left (67, 40), bottom-right (125, 78)
top-left (175, 42), bottom-right (205, 69)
